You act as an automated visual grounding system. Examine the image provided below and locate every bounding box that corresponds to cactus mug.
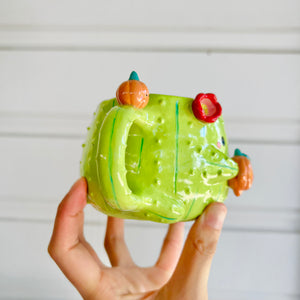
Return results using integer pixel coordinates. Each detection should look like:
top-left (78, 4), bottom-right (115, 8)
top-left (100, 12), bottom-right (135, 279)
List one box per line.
top-left (80, 72), bottom-right (253, 223)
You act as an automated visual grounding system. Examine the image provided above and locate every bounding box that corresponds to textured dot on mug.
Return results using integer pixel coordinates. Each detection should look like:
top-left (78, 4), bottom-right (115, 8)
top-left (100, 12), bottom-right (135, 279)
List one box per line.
top-left (157, 117), bottom-right (164, 124)
top-left (185, 187), bottom-right (191, 194)
top-left (154, 178), bottom-right (161, 185)
top-left (188, 121), bottom-right (193, 128)
top-left (158, 99), bottom-right (166, 105)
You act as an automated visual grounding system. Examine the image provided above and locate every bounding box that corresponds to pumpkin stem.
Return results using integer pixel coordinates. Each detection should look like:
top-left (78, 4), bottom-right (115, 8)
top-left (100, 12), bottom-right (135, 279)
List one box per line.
top-left (234, 148), bottom-right (250, 159)
top-left (129, 71), bottom-right (140, 81)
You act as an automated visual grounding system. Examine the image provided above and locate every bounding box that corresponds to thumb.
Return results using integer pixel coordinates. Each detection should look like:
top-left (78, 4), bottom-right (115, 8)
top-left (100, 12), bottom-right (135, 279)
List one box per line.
top-left (162, 202), bottom-right (227, 299)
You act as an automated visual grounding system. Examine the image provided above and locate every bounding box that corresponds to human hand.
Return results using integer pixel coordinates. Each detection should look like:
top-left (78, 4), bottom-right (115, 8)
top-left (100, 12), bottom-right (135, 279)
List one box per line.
top-left (48, 178), bottom-right (227, 300)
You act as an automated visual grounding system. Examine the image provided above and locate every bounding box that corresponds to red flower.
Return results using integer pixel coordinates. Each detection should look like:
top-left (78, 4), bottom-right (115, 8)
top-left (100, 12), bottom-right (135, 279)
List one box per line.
top-left (192, 93), bottom-right (222, 123)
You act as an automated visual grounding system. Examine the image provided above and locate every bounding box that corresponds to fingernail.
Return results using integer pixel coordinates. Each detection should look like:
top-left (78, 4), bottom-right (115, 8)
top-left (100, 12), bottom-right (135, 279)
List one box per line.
top-left (203, 203), bottom-right (227, 230)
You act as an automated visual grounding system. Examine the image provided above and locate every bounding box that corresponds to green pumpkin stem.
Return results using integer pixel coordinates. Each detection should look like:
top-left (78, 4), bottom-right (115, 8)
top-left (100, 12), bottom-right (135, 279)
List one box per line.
top-left (234, 148), bottom-right (250, 160)
top-left (129, 71), bottom-right (140, 81)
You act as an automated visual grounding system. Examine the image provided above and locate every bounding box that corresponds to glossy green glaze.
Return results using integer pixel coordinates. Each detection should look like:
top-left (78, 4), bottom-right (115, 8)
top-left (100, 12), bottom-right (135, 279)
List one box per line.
top-left (80, 94), bottom-right (238, 223)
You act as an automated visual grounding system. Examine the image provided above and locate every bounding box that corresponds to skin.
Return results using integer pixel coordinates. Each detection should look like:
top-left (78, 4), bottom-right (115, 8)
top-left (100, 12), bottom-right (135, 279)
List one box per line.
top-left (48, 177), bottom-right (227, 300)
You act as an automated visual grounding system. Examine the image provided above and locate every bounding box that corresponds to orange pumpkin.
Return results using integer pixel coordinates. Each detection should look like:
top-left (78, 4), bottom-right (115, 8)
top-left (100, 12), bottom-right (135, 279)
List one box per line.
top-left (228, 155), bottom-right (253, 196)
top-left (116, 79), bottom-right (149, 109)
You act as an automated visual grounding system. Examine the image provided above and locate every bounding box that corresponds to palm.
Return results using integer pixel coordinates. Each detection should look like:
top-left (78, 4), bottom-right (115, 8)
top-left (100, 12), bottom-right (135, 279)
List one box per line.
top-left (97, 265), bottom-right (166, 299)
top-left (49, 178), bottom-right (226, 300)
top-left (80, 216), bottom-right (184, 300)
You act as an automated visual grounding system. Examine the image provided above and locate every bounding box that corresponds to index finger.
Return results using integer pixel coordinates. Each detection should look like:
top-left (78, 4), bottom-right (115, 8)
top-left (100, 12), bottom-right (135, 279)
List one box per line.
top-left (48, 178), bottom-right (102, 299)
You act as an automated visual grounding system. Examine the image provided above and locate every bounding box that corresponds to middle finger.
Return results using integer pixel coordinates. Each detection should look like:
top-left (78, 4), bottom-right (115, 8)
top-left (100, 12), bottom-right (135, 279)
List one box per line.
top-left (104, 216), bottom-right (135, 267)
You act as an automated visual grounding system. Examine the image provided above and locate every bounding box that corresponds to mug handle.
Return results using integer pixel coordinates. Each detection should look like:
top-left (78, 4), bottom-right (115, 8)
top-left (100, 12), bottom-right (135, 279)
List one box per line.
top-left (97, 105), bottom-right (147, 211)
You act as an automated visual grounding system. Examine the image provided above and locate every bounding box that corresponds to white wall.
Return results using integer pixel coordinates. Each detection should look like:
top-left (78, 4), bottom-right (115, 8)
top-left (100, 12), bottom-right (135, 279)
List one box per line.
top-left (0, 1), bottom-right (300, 299)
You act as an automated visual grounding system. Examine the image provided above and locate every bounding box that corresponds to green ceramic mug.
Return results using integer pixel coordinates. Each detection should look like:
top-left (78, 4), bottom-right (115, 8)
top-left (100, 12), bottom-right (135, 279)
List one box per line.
top-left (81, 93), bottom-right (240, 223)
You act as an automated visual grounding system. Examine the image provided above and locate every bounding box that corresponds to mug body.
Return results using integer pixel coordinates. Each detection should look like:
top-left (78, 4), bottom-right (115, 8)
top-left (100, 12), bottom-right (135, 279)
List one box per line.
top-left (81, 94), bottom-right (238, 223)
